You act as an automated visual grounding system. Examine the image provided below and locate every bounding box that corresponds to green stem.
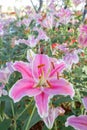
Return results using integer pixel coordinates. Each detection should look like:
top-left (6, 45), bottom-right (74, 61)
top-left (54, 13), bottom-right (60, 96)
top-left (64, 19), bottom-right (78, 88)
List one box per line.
top-left (0, 116), bottom-right (3, 121)
top-left (14, 120), bottom-right (16, 130)
top-left (25, 105), bottom-right (36, 130)
top-left (54, 121), bottom-right (57, 130)
top-left (81, 106), bottom-right (85, 115)
top-left (10, 100), bottom-right (15, 116)
top-left (76, 89), bottom-right (81, 102)
top-left (30, 0), bottom-right (37, 13)
top-left (6, 84), bottom-right (16, 130)
top-left (10, 100), bottom-right (16, 130)
top-left (0, 101), bottom-right (5, 120)
top-left (6, 84), bottom-right (15, 117)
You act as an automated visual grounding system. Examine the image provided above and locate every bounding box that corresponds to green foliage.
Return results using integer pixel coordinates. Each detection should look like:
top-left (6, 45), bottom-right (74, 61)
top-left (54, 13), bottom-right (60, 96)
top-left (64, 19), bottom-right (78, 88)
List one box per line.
top-left (0, 119), bottom-right (11, 130)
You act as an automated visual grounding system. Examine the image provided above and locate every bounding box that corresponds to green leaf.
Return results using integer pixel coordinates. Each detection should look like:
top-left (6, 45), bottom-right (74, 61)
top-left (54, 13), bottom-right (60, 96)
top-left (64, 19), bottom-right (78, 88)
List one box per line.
top-left (82, 66), bottom-right (87, 75)
top-left (42, 125), bottom-right (48, 130)
top-left (61, 126), bottom-right (74, 130)
top-left (53, 96), bottom-right (72, 106)
top-left (22, 109), bottom-right (41, 130)
top-left (0, 119), bottom-right (11, 130)
top-left (0, 101), bottom-right (5, 116)
top-left (0, 96), bottom-right (12, 102)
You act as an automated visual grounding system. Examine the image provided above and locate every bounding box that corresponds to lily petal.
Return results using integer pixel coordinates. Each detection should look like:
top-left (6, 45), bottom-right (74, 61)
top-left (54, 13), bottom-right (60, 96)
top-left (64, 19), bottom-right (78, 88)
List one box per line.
top-left (34, 92), bottom-right (51, 118)
top-left (82, 97), bottom-right (87, 110)
top-left (43, 107), bottom-right (65, 129)
top-left (14, 61), bottom-right (33, 79)
top-left (44, 78), bottom-right (74, 98)
top-left (49, 62), bottom-right (66, 77)
top-left (65, 115), bottom-right (87, 130)
top-left (32, 54), bottom-right (50, 80)
top-left (0, 69), bottom-right (10, 84)
top-left (9, 79), bottom-right (41, 102)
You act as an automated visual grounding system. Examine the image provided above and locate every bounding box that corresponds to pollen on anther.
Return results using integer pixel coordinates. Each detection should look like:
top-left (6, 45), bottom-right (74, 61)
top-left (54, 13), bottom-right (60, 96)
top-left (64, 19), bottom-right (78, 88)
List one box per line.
top-left (46, 80), bottom-right (52, 88)
top-left (51, 62), bottom-right (55, 69)
top-left (57, 72), bottom-right (59, 79)
top-left (38, 64), bottom-right (45, 68)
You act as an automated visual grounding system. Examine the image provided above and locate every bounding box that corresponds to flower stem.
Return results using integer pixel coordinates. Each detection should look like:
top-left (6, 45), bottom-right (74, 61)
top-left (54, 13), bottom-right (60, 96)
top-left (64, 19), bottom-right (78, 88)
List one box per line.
top-left (10, 100), bottom-right (17, 130)
top-left (6, 84), bottom-right (15, 117)
top-left (55, 121), bottom-right (58, 130)
top-left (6, 84), bottom-right (16, 130)
top-left (76, 89), bottom-right (81, 102)
top-left (10, 100), bottom-right (15, 116)
top-left (25, 105), bottom-right (36, 130)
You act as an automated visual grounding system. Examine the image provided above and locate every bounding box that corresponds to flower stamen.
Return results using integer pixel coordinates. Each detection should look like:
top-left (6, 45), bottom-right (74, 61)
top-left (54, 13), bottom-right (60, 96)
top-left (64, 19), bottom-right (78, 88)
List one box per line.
top-left (38, 64), bottom-right (45, 68)
top-left (46, 80), bottom-right (52, 88)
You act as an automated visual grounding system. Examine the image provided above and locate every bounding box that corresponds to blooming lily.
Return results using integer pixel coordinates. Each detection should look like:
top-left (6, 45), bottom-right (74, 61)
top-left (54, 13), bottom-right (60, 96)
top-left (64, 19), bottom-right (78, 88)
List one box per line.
top-left (9, 54), bottom-right (74, 118)
top-left (63, 50), bottom-right (79, 70)
top-left (56, 8), bottom-right (71, 24)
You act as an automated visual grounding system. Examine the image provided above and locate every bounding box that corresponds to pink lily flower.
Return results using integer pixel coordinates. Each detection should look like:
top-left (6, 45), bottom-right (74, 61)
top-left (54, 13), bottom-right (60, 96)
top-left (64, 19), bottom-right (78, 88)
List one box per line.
top-left (78, 25), bottom-right (87, 47)
top-left (21, 18), bottom-right (32, 27)
top-left (65, 96), bottom-right (87, 130)
top-left (27, 36), bottom-right (38, 47)
top-left (58, 44), bottom-right (69, 53)
top-left (0, 70), bottom-right (10, 84)
top-left (48, 0), bottom-right (56, 14)
top-left (72, 0), bottom-right (85, 6)
top-left (9, 54), bottom-right (74, 118)
top-left (41, 14), bottom-right (54, 29)
top-left (56, 8), bottom-right (72, 24)
top-left (43, 107), bottom-right (65, 129)
top-left (15, 36), bottom-right (38, 47)
top-left (65, 115), bottom-right (87, 130)
top-left (33, 28), bottom-right (49, 41)
top-left (0, 62), bottom-right (14, 97)
top-left (63, 50), bottom-right (79, 70)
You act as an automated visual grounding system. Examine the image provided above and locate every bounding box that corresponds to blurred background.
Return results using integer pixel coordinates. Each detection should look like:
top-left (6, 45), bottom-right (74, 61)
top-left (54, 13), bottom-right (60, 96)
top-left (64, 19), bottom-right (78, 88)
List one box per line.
top-left (0, 0), bottom-right (85, 13)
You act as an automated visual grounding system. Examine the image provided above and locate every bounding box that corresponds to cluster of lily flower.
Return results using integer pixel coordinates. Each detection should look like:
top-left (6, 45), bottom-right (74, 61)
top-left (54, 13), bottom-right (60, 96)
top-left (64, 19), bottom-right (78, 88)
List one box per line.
top-left (0, 0), bottom-right (87, 129)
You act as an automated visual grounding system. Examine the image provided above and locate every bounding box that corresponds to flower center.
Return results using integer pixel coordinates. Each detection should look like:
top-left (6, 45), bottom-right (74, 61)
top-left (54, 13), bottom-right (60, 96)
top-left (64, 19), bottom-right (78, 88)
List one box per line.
top-left (35, 69), bottom-right (52, 88)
